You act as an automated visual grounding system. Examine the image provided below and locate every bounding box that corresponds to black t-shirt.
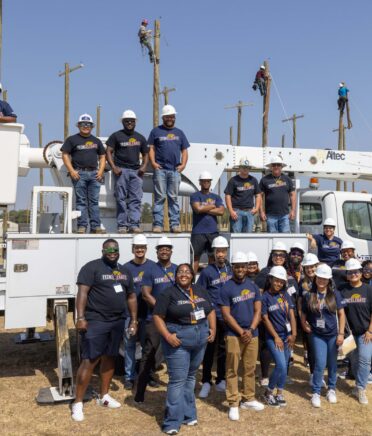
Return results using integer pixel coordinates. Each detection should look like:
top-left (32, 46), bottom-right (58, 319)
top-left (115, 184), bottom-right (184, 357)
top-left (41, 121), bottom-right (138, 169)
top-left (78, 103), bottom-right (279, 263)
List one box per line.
top-left (332, 259), bottom-right (347, 290)
top-left (224, 175), bottom-right (260, 209)
top-left (61, 133), bottom-right (106, 169)
top-left (259, 173), bottom-right (295, 216)
top-left (106, 129), bottom-right (148, 169)
top-left (341, 283), bottom-right (372, 335)
top-left (77, 258), bottom-right (134, 322)
top-left (153, 284), bottom-right (214, 325)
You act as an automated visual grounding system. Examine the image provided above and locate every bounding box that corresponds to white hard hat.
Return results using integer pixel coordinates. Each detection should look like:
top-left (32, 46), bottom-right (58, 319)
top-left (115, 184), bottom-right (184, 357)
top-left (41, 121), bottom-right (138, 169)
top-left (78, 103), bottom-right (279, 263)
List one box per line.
top-left (345, 258), bottom-right (362, 271)
top-left (161, 104), bottom-right (177, 117)
top-left (212, 236), bottom-right (229, 248)
top-left (339, 82), bottom-right (344, 87)
top-left (231, 251), bottom-right (248, 264)
top-left (269, 266), bottom-right (287, 282)
top-left (315, 264), bottom-right (333, 279)
top-left (272, 241), bottom-right (288, 252)
top-left (323, 218), bottom-right (336, 227)
top-left (156, 236), bottom-right (173, 248)
top-left (302, 253), bottom-right (319, 267)
top-left (260, 65), bottom-right (266, 69)
top-left (0, 82), bottom-right (2, 91)
top-left (341, 240), bottom-right (355, 250)
top-left (266, 155), bottom-right (287, 168)
top-left (199, 171), bottom-right (213, 180)
top-left (290, 242), bottom-right (305, 253)
top-left (122, 110), bottom-right (137, 120)
top-left (77, 113), bottom-right (94, 124)
top-left (247, 251), bottom-right (258, 263)
top-left (132, 234), bottom-right (147, 245)
top-left (239, 157), bottom-right (250, 167)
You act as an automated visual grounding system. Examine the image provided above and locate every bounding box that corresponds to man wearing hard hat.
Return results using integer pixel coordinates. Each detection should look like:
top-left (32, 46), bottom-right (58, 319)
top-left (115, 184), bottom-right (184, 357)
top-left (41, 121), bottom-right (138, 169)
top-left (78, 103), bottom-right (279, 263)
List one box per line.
top-left (138, 19), bottom-right (154, 63)
top-left (259, 155), bottom-right (296, 233)
top-left (106, 110), bottom-right (149, 234)
top-left (224, 157), bottom-right (261, 233)
top-left (0, 83), bottom-right (17, 123)
top-left (190, 171), bottom-right (225, 273)
top-left (252, 65), bottom-right (268, 96)
top-left (148, 105), bottom-right (190, 233)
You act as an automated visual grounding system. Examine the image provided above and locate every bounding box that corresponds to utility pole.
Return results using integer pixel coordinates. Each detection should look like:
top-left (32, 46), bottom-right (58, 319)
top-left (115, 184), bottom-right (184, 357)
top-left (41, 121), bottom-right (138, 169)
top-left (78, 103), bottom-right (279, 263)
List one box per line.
top-left (160, 86), bottom-right (176, 105)
top-left (38, 123), bottom-right (44, 213)
top-left (224, 100), bottom-right (253, 146)
top-left (58, 62), bottom-right (84, 139)
top-left (2, 88), bottom-right (6, 101)
top-left (282, 114), bottom-right (304, 148)
top-left (96, 105), bottom-right (101, 137)
top-left (153, 20), bottom-right (160, 127)
top-left (281, 134), bottom-right (285, 148)
top-left (332, 125), bottom-right (347, 191)
top-left (262, 60), bottom-right (271, 147)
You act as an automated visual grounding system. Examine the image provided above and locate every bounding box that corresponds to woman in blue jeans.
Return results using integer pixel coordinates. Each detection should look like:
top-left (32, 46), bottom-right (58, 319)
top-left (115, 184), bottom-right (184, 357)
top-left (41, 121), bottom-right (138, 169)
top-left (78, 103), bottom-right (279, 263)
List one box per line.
top-left (301, 264), bottom-right (345, 408)
top-left (262, 266), bottom-right (297, 407)
top-left (153, 263), bottom-right (216, 435)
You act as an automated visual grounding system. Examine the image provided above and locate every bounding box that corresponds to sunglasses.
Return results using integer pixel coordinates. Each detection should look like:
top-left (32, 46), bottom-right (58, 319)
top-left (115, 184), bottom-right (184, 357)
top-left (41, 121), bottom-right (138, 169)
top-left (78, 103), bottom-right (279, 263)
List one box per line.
top-left (346, 270), bottom-right (361, 276)
top-left (123, 119), bottom-right (135, 123)
top-left (103, 247), bottom-right (119, 254)
top-left (273, 252), bottom-right (286, 258)
top-left (176, 270), bottom-right (192, 276)
top-left (79, 122), bottom-right (93, 128)
top-left (363, 268), bottom-right (372, 274)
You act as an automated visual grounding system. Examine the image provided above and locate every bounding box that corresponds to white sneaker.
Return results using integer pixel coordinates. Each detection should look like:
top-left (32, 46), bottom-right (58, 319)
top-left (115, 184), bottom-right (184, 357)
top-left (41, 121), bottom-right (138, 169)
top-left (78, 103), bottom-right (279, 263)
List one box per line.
top-left (311, 393), bottom-right (321, 408)
top-left (260, 378), bottom-right (269, 387)
top-left (71, 402), bottom-right (84, 422)
top-left (215, 380), bottom-right (226, 392)
top-left (326, 389), bottom-right (337, 404)
top-left (97, 394), bottom-right (121, 409)
top-left (309, 374), bottom-right (313, 387)
top-left (355, 387), bottom-right (368, 405)
top-left (186, 420), bottom-right (197, 426)
top-left (199, 382), bottom-right (211, 398)
top-left (228, 406), bottom-right (240, 421)
top-left (240, 400), bottom-right (265, 411)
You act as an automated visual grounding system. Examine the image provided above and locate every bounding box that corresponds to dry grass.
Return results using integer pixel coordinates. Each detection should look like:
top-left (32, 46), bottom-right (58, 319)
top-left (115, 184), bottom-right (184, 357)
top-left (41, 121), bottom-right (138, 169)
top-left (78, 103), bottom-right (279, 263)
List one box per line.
top-left (0, 314), bottom-right (371, 436)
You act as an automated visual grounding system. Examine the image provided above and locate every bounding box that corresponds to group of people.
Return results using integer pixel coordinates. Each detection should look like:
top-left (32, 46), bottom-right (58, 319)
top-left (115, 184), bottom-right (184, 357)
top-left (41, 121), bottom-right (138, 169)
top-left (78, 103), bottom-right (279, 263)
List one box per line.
top-left (70, 217), bottom-right (372, 434)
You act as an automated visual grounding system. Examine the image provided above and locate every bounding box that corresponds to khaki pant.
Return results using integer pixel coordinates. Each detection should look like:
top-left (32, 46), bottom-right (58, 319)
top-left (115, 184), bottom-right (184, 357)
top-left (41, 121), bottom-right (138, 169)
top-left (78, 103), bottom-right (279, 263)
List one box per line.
top-left (225, 335), bottom-right (258, 406)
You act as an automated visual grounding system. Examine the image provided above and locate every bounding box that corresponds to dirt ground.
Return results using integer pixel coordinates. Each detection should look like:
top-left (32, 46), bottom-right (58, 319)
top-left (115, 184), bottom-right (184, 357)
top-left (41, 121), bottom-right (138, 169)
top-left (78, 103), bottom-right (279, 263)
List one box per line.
top-left (1, 314), bottom-right (371, 436)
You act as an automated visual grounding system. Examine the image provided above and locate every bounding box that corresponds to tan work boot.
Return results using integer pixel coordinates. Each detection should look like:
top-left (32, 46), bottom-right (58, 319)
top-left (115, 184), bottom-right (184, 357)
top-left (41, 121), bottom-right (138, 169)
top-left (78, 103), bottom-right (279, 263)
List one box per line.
top-left (90, 228), bottom-right (106, 234)
top-left (152, 226), bottom-right (162, 233)
top-left (76, 227), bottom-right (86, 234)
top-left (171, 226), bottom-right (182, 233)
top-left (131, 227), bottom-right (143, 234)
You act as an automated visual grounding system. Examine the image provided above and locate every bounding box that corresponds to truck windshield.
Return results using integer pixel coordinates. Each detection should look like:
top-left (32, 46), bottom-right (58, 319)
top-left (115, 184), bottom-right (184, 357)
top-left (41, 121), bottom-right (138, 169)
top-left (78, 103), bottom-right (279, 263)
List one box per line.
top-left (343, 201), bottom-right (372, 240)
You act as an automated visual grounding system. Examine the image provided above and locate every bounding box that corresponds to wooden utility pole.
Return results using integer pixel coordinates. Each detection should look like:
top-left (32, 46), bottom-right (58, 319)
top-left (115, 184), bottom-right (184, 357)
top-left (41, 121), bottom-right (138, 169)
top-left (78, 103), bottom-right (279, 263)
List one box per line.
top-left (229, 126), bottom-right (233, 145)
top-left (160, 86), bottom-right (176, 105)
top-left (96, 105), bottom-right (101, 137)
top-left (58, 62), bottom-right (84, 139)
top-left (224, 100), bottom-right (253, 146)
top-left (38, 123), bottom-right (44, 213)
top-left (281, 134), bottom-right (285, 148)
top-left (262, 60), bottom-right (271, 147)
top-left (2, 88), bottom-right (6, 102)
top-left (332, 125), bottom-right (346, 191)
top-left (153, 20), bottom-right (160, 127)
top-left (282, 114), bottom-right (304, 148)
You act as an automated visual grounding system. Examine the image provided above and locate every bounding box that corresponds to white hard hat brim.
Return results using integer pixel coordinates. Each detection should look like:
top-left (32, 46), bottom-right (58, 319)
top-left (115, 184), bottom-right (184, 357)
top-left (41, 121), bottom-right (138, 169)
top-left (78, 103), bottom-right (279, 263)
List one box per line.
top-left (266, 162), bottom-right (287, 168)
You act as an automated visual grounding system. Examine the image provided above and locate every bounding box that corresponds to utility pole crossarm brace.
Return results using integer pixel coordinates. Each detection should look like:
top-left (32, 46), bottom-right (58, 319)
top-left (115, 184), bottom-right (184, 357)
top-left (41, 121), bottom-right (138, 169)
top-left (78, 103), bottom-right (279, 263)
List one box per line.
top-left (282, 114), bottom-right (304, 148)
top-left (160, 86), bottom-right (176, 105)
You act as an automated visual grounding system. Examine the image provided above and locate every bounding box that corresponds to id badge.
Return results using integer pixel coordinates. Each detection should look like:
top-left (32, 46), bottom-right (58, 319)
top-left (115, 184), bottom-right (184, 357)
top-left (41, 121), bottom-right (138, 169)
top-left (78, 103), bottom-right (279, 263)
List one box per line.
top-left (285, 322), bottom-right (292, 333)
top-left (191, 309), bottom-right (205, 323)
top-left (316, 318), bottom-right (325, 329)
top-left (114, 284), bottom-right (123, 293)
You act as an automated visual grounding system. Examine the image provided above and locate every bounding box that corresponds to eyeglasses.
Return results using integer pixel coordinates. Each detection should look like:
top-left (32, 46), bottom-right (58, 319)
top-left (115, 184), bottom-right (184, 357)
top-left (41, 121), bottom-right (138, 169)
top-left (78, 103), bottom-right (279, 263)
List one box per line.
top-left (79, 122), bottom-right (93, 128)
top-left (290, 251), bottom-right (303, 257)
top-left (103, 247), bottom-right (119, 254)
top-left (272, 252), bottom-right (286, 258)
top-left (346, 270), bottom-right (361, 276)
top-left (123, 119), bottom-right (135, 123)
top-left (176, 270), bottom-right (192, 276)
top-left (323, 226), bottom-right (335, 230)
top-left (363, 268), bottom-right (372, 274)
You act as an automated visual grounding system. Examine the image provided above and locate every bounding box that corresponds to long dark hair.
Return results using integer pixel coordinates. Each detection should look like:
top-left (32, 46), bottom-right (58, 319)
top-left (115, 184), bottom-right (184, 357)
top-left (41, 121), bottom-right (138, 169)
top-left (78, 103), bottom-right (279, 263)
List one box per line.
top-left (307, 280), bottom-right (337, 313)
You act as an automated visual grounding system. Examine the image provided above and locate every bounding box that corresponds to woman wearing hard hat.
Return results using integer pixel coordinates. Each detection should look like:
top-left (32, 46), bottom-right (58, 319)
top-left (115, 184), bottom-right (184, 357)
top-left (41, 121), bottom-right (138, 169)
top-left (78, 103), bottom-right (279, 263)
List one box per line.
top-left (332, 240), bottom-right (357, 289)
top-left (261, 266), bottom-right (297, 408)
top-left (341, 258), bottom-right (372, 404)
top-left (301, 264), bottom-right (346, 408)
top-left (307, 218), bottom-right (343, 267)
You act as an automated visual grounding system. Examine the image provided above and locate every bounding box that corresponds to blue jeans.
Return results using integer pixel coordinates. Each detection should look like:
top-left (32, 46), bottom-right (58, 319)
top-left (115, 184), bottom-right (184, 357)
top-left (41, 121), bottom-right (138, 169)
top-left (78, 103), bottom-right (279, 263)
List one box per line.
top-left (266, 214), bottom-right (290, 233)
top-left (123, 319), bottom-right (146, 381)
top-left (161, 322), bottom-right (209, 432)
top-left (311, 333), bottom-right (338, 394)
top-left (266, 337), bottom-right (291, 390)
top-left (354, 334), bottom-right (372, 389)
top-left (72, 170), bottom-right (101, 229)
top-left (230, 209), bottom-right (255, 233)
top-left (115, 168), bottom-right (143, 229)
top-left (153, 169), bottom-right (181, 229)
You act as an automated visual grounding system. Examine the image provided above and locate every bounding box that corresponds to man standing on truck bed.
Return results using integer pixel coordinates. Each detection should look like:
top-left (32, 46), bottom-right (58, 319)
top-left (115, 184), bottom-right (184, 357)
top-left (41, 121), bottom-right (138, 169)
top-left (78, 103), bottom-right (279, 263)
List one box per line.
top-left (259, 155), bottom-right (296, 233)
top-left (0, 83), bottom-right (17, 123)
top-left (61, 114), bottom-right (106, 234)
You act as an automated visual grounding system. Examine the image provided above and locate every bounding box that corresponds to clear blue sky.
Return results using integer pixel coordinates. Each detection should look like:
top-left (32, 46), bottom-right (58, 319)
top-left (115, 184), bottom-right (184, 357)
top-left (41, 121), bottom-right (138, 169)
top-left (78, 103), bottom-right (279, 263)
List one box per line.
top-left (4, 0), bottom-right (372, 208)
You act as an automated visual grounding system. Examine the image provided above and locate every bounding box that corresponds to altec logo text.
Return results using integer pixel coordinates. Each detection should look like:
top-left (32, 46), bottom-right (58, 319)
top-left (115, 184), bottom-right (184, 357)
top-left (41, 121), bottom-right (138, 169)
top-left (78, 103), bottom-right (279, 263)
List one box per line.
top-left (326, 151), bottom-right (345, 160)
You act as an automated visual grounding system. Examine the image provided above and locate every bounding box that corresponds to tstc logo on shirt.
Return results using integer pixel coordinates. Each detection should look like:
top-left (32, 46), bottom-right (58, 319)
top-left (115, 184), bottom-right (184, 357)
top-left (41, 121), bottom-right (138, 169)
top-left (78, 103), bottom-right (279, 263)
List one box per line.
top-left (154, 272), bottom-right (174, 284)
top-left (237, 182), bottom-right (254, 191)
top-left (211, 272), bottom-right (232, 285)
top-left (133, 271), bottom-right (144, 284)
top-left (76, 141), bottom-right (98, 150)
top-left (120, 138), bottom-right (141, 147)
top-left (267, 179), bottom-right (287, 189)
top-left (201, 198), bottom-right (216, 207)
top-left (177, 295), bottom-right (206, 305)
top-left (268, 303), bottom-right (280, 312)
top-left (232, 289), bottom-right (255, 303)
top-left (343, 293), bottom-right (367, 304)
top-left (159, 133), bottom-right (180, 141)
top-left (101, 272), bottom-right (128, 281)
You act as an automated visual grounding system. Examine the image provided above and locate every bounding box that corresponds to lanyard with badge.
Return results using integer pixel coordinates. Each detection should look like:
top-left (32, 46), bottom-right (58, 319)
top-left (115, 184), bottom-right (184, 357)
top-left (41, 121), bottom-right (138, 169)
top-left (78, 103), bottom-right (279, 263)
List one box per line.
top-left (215, 264), bottom-right (228, 286)
top-left (316, 292), bottom-right (326, 329)
top-left (277, 293), bottom-right (292, 333)
top-left (158, 264), bottom-right (175, 285)
top-left (111, 264), bottom-right (124, 294)
top-left (176, 285), bottom-right (206, 324)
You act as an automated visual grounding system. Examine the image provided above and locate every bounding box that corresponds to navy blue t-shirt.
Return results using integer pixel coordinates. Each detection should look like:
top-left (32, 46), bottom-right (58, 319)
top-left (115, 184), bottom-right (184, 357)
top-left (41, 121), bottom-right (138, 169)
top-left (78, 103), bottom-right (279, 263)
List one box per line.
top-left (61, 133), bottom-right (106, 169)
top-left (224, 174), bottom-right (260, 209)
top-left (124, 259), bottom-right (156, 320)
top-left (142, 261), bottom-right (177, 320)
top-left (313, 234), bottom-right (342, 266)
top-left (197, 263), bottom-right (232, 319)
top-left (219, 278), bottom-right (262, 337)
top-left (302, 289), bottom-right (345, 337)
top-left (77, 258), bottom-right (134, 322)
top-left (0, 100), bottom-right (17, 117)
top-left (148, 125), bottom-right (190, 170)
top-left (190, 191), bottom-right (223, 234)
top-left (262, 291), bottom-right (295, 339)
top-left (106, 130), bottom-right (148, 169)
